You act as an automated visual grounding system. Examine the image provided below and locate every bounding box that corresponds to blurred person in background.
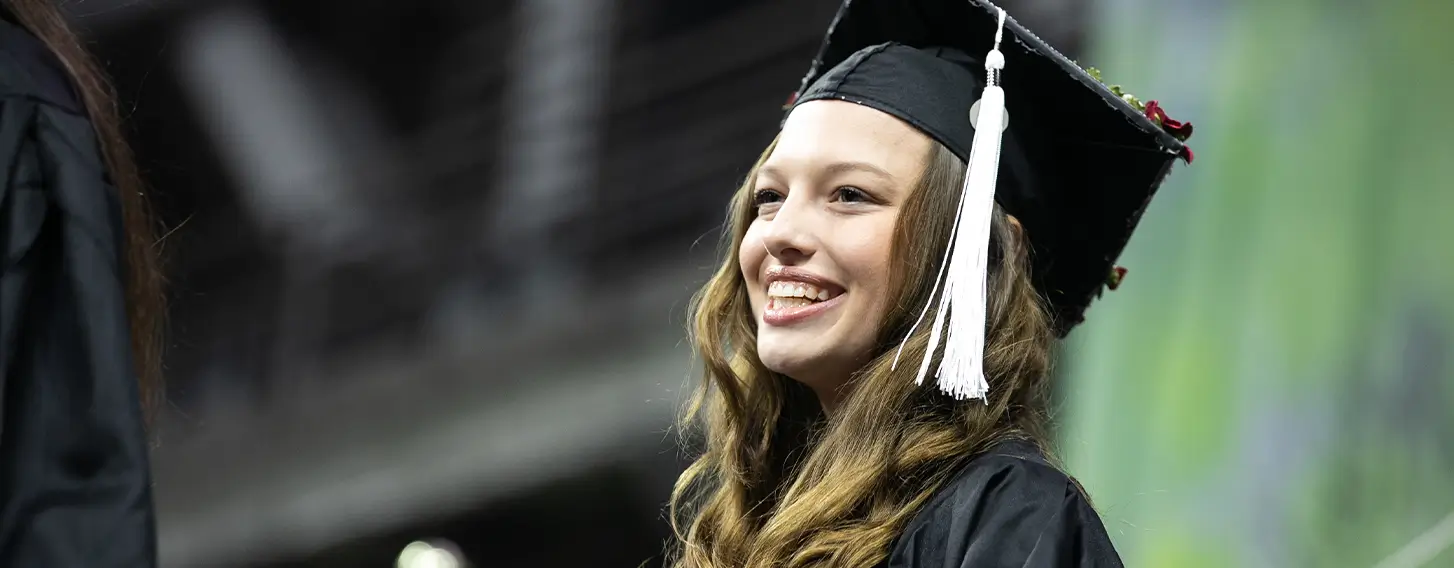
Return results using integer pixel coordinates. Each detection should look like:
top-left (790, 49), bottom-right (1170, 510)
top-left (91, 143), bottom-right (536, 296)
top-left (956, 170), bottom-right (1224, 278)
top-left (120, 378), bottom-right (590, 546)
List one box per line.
top-left (0, 0), bottom-right (163, 566)
top-left (666, 1), bottom-right (1194, 567)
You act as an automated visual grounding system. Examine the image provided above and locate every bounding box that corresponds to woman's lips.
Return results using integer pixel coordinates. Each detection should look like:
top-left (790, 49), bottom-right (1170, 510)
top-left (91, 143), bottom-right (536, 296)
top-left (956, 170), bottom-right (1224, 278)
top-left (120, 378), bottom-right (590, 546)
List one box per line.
top-left (763, 292), bottom-right (846, 326)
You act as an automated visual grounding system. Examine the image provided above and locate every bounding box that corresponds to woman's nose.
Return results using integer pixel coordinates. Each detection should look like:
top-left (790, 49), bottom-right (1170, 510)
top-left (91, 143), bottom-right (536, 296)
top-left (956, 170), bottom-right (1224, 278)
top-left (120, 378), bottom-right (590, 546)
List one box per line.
top-left (760, 195), bottom-right (820, 262)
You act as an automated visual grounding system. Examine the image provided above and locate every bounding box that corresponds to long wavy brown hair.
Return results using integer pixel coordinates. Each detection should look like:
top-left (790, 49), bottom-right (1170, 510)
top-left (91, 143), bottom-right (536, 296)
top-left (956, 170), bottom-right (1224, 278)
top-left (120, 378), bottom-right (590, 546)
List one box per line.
top-left (668, 138), bottom-right (1057, 567)
top-left (4, 0), bottom-right (165, 418)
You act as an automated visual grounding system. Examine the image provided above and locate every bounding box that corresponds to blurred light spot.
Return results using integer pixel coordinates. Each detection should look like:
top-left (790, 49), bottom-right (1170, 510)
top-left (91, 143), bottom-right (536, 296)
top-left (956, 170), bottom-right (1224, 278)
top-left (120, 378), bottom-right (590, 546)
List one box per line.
top-left (397, 539), bottom-right (462, 568)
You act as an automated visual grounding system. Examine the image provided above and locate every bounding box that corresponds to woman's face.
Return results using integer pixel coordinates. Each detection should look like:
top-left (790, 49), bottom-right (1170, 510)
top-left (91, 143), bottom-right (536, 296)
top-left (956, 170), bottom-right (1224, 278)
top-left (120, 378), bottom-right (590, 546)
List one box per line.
top-left (740, 100), bottom-right (932, 402)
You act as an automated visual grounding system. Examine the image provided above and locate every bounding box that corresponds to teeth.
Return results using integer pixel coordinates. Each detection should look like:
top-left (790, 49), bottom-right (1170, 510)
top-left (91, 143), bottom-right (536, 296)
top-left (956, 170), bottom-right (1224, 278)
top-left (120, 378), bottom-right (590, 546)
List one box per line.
top-left (770, 297), bottom-right (814, 309)
top-left (767, 280), bottom-right (835, 301)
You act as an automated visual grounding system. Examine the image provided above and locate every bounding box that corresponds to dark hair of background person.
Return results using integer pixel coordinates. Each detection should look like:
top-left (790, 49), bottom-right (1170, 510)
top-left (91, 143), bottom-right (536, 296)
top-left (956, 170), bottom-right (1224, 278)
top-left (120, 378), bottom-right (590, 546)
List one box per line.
top-left (4, 0), bottom-right (165, 419)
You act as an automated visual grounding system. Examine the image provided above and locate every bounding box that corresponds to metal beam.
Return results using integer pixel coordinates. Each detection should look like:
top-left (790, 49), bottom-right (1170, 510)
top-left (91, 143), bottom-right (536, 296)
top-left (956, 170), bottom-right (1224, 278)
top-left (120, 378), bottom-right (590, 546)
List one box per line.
top-left (487, 0), bottom-right (616, 312)
top-left (152, 260), bottom-right (708, 567)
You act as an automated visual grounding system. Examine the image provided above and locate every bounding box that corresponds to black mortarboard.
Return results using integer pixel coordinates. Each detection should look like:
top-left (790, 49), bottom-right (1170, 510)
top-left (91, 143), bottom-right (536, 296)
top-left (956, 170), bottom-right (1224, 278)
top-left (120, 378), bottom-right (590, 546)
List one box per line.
top-left (780, 0), bottom-right (1194, 399)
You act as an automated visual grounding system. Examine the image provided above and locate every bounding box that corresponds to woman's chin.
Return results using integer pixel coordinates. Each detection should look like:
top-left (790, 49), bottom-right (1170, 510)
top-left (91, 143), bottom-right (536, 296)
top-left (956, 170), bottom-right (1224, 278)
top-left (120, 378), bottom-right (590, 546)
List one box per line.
top-left (758, 348), bottom-right (842, 389)
top-left (757, 341), bottom-right (818, 373)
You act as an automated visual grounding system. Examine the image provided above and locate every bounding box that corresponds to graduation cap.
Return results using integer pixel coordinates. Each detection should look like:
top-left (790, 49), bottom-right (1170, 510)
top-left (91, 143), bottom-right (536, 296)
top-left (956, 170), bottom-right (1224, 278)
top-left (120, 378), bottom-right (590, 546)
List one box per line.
top-left (781, 0), bottom-right (1194, 400)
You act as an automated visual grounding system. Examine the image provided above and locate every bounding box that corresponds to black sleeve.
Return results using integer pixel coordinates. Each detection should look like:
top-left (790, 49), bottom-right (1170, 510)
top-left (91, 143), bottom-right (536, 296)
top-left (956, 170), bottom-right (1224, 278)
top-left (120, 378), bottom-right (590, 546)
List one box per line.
top-left (887, 454), bottom-right (1123, 568)
top-left (0, 96), bottom-right (158, 566)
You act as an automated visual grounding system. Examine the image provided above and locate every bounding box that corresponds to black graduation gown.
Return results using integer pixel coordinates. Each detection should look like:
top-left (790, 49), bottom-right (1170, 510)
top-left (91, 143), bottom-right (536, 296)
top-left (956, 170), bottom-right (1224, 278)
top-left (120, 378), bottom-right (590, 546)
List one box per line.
top-left (882, 441), bottom-right (1122, 568)
top-left (0, 15), bottom-right (158, 568)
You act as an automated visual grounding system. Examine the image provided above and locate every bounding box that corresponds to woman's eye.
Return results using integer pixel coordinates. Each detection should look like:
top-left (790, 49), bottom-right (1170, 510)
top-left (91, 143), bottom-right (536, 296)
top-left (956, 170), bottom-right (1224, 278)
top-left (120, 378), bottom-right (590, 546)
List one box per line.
top-left (833, 186), bottom-right (871, 203)
top-left (753, 189), bottom-right (783, 207)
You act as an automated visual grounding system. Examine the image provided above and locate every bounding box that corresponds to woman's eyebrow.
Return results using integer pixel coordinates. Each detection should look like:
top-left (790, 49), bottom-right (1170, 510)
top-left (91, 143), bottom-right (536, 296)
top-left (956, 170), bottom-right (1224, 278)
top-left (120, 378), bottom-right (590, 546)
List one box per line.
top-left (759, 160), bottom-right (898, 183)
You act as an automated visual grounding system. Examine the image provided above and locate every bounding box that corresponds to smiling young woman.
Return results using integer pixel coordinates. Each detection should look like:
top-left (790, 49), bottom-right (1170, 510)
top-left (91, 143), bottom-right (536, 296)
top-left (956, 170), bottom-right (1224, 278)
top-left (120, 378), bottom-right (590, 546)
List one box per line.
top-left (666, 1), bottom-right (1195, 567)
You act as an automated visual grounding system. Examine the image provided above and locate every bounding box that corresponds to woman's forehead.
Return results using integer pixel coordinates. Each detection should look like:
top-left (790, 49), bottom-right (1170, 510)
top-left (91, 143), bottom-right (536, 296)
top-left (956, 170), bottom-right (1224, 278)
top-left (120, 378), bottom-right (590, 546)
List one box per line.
top-left (769, 100), bottom-right (931, 180)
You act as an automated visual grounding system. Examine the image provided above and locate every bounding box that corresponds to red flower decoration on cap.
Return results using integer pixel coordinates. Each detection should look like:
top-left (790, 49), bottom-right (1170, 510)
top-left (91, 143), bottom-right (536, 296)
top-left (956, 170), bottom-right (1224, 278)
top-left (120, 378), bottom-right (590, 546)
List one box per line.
top-left (1144, 101), bottom-right (1192, 140)
top-left (1082, 67), bottom-right (1195, 163)
top-left (1144, 100), bottom-right (1195, 163)
top-left (1106, 265), bottom-right (1128, 291)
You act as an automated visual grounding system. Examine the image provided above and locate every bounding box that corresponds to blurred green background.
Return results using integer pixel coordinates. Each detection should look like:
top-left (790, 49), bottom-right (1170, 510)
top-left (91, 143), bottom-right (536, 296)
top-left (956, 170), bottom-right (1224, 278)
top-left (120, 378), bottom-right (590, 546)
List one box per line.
top-left (1060, 0), bottom-right (1454, 566)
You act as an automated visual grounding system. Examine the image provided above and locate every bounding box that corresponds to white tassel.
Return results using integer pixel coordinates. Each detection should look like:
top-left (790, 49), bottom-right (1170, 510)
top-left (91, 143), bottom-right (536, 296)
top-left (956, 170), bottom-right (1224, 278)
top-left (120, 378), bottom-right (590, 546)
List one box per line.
top-left (891, 5), bottom-right (1008, 402)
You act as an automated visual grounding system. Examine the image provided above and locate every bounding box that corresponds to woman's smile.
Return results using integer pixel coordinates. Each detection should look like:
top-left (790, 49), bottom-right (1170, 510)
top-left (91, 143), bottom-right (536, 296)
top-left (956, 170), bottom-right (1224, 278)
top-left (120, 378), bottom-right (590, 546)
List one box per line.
top-left (762, 267), bottom-right (847, 326)
top-left (763, 286), bottom-right (847, 326)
